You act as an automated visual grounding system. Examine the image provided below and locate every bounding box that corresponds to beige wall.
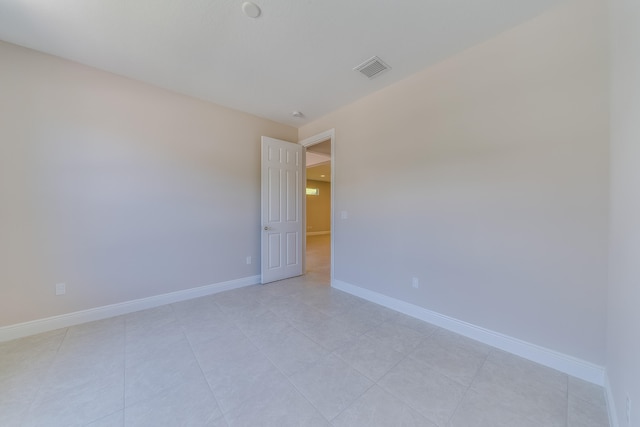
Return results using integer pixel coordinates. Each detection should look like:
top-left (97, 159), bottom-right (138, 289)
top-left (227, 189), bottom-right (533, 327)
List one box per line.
top-left (607, 0), bottom-right (640, 423)
top-left (0, 41), bottom-right (296, 327)
top-left (300, 0), bottom-right (609, 364)
top-left (306, 180), bottom-right (331, 233)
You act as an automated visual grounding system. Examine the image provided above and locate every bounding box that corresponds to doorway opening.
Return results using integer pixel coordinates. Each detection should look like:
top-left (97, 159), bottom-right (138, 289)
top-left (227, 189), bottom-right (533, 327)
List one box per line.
top-left (300, 129), bottom-right (335, 286)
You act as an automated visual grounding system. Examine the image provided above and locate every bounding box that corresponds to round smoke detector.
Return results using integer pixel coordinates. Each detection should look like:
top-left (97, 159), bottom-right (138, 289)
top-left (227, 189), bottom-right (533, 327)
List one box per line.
top-left (242, 2), bottom-right (261, 18)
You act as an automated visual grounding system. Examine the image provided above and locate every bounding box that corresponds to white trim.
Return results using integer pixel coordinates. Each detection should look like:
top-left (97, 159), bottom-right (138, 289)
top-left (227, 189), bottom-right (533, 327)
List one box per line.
top-left (299, 129), bottom-right (336, 284)
top-left (306, 231), bottom-right (330, 236)
top-left (332, 279), bottom-right (606, 386)
top-left (604, 372), bottom-right (620, 427)
top-left (0, 275), bottom-right (259, 343)
top-left (299, 129), bottom-right (335, 148)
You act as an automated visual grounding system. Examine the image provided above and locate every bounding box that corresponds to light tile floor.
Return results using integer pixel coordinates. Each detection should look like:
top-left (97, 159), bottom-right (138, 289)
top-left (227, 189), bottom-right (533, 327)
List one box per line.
top-left (0, 236), bottom-right (609, 426)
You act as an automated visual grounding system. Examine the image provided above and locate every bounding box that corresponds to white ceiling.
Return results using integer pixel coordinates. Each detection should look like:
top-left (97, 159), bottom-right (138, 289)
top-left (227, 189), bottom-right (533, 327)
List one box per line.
top-left (0, 0), bottom-right (561, 127)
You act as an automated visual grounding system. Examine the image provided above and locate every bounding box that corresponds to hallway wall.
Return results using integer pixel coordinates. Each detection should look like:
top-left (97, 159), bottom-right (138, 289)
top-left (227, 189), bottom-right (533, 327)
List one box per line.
top-left (306, 179), bottom-right (331, 234)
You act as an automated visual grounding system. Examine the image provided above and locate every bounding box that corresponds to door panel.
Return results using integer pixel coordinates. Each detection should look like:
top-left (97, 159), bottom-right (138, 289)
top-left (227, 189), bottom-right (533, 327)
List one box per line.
top-left (261, 137), bottom-right (303, 284)
top-left (286, 232), bottom-right (298, 265)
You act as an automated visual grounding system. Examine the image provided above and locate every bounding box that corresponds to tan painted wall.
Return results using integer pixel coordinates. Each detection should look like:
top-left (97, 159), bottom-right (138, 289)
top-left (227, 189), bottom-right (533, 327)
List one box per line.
top-left (300, 0), bottom-right (609, 364)
top-left (306, 180), bottom-right (331, 233)
top-left (0, 41), bottom-right (296, 327)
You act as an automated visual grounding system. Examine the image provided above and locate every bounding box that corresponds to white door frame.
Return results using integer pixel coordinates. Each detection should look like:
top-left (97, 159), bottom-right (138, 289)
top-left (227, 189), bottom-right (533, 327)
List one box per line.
top-left (299, 129), bottom-right (335, 282)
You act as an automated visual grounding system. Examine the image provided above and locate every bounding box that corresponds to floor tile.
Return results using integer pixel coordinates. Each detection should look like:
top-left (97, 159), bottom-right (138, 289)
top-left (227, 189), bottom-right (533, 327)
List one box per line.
top-left (65, 315), bottom-right (125, 336)
top-left (41, 326), bottom-right (124, 398)
top-left (0, 328), bottom-right (67, 357)
top-left (409, 330), bottom-right (488, 387)
top-left (224, 379), bottom-right (330, 427)
top-left (365, 320), bottom-right (426, 354)
top-left (0, 402), bottom-right (28, 426)
top-left (125, 305), bottom-right (177, 337)
top-left (450, 388), bottom-right (543, 427)
top-left (259, 327), bottom-right (328, 376)
top-left (569, 376), bottom-right (608, 409)
top-left (298, 288), bottom-right (364, 317)
top-left (39, 354), bottom-right (125, 398)
top-left (0, 366), bottom-right (47, 426)
top-left (261, 294), bottom-right (306, 316)
top-left (86, 410), bottom-right (124, 427)
top-left (259, 278), bottom-right (309, 298)
top-left (378, 356), bottom-right (466, 426)
top-left (284, 304), bottom-right (332, 331)
top-left (213, 289), bottom-right (268, 318)
top-left (190, 329), bottom-right (260, 373)
top-left (351, 302), bottom-right (399, 323)
top-left (390, 314), bottom-right (440, 337)
top-left (334, 334), bottom-right (405, 381)
top-left (332, 306), bottom-right (387, 335)
top-left (288, 353), bottom-right (373, 420)
top-left (23, 376), bottom-right (124, 427)
top-left (332, 385), bottom-right (438, 427)
top-left (181, 315), bottom-right (239, 348)
top-left (124, 375), bottom-right (222, 427)
top-left (485, 349), bottom-right (568, 393)
top-left (173, 298), bottom-right (230, 329)
top-left (204, 351), bottom-right (285, 414)
top-left (171, 294), bottom-right (223, 319)
top-left (0, 329), bottom-right (66, 382)
top-left (470, 356), bottom-right (568, 426)
top-left (210, 416), bottom-right (230, 427)
top-left (125, 317), bottom-right (186, 361)
top-left (294, 316), bottom-right (361, 352)
top-left (233, 309), bottom-right (291, 343)
top-left (125, 335), bottom-right (203, 406)
top-left (568, 393), bottom-right (610, 427)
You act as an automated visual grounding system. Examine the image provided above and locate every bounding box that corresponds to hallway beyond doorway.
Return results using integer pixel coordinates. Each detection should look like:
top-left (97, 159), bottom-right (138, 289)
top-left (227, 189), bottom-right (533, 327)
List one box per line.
top-left (306, 234), bottom-right (330, 284)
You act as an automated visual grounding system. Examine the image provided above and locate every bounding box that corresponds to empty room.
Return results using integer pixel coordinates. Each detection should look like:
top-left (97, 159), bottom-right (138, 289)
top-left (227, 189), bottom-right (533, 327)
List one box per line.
top-left (0, 0), bottom-right (638, 426)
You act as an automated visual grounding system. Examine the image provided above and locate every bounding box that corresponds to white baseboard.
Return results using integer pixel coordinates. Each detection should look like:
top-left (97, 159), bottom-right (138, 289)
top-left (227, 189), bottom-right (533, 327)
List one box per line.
top-left (332, 279), bottom-right (606, 386)
top-left (0, 275), bottom-right (260, 343)
top-left (306, 231), bottom-right (330, 236)
top-left (604, 372), bottom-right (620, 427)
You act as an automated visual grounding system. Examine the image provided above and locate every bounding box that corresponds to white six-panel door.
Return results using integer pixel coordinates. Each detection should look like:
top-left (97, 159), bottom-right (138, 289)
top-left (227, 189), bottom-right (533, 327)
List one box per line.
top-left (261, 137), bottom-right (303, 284)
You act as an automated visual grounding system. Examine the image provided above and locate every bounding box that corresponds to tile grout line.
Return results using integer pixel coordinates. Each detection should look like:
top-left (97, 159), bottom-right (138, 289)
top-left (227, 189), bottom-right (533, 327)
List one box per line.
top-left (232, 285), bottom-right (385, 424)
top-left (445, 346), bottom-right (492, 426)
top-left (121, 307), bottom-right (194, 421)
top-left (328, 379), bottom-right (378, 424)
top-left (230, 304), bottom-right (334, 424)
top-left (23, 327), bottom-right (71, 425)
top-left (179, 300), bottom-right (228, 426)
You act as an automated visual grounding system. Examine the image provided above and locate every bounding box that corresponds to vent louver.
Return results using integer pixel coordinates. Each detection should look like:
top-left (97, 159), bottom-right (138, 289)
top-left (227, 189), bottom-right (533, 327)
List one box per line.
top-left (353, 56), bottom-right (391, 79)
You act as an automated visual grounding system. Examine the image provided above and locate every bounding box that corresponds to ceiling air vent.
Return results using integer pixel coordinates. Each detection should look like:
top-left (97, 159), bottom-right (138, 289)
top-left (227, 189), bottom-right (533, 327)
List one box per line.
top-left (353, 56), bottom-right (391, 79)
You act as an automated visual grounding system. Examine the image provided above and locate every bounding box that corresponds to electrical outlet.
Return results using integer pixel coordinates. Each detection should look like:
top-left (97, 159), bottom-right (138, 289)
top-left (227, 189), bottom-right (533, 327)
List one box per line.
top-left (246, 256), bottom-right (252, 265)
top-left (627, 394), bottom-right (631, 425)
top-left (412, 277), bottom-right (419, 289)
top-left (55, 283), bottom-right (66, 296)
